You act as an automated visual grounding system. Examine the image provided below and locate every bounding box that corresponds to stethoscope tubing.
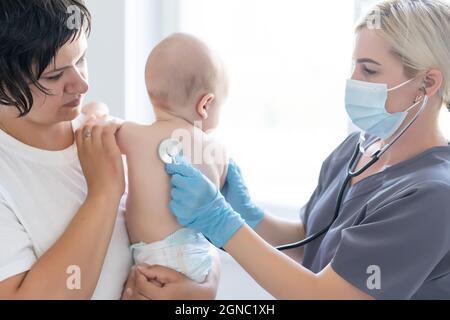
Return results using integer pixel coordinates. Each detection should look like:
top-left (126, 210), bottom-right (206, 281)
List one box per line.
top-left (276, 95), bottom-right (429, 251)
top-left (276, 143), bottom-right (367, 251)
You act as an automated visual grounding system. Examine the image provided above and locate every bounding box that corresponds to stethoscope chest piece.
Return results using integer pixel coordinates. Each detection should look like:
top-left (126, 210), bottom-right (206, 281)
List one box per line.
top-left (158, 138), bottom-right (184, 164)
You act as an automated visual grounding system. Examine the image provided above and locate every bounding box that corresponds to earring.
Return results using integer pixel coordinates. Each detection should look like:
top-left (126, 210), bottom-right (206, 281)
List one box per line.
top-left (415, 95), bottom-right (424, 103)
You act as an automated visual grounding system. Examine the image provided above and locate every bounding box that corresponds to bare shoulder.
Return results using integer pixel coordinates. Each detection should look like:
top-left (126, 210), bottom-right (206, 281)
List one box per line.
top-left (116, 121), bottom-right (165, 156)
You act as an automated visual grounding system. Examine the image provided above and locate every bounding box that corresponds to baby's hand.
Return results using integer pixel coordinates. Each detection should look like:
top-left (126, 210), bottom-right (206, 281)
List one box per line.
top-left (82, 101), bottom-right (110, 119)
top-left (73, 102), bottom-right (122, 133)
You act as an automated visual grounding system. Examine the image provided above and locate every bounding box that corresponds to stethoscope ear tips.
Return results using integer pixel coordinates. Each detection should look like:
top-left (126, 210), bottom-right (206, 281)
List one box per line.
top-left (414, 95), bottom-right (425, 103)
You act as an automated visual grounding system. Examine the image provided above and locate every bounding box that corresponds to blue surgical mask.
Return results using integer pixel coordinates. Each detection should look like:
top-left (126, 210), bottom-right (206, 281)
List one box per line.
top-left (345, 77), bottom-right (426, 139)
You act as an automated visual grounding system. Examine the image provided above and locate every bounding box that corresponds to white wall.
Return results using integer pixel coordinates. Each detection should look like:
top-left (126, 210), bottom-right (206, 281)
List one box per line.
top-left (85, 0), bottom-right (164, 122)
top-left (84, 0), bottom-right (126, 118)
top-left (85, 0), bottom-right (184, 123)
top-left (124, 0), bottom-right (159, 123)
top-left (124, 0), bottom-right (185, 123)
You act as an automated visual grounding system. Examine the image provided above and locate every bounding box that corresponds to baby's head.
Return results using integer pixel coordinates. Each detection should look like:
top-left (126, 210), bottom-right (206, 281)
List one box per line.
top-left (145, 33), bottom-right (228, 131)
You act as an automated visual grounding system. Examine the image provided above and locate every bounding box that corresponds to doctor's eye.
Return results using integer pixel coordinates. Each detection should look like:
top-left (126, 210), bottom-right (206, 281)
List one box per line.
top-left (363, 66), bottom-right (377, 75)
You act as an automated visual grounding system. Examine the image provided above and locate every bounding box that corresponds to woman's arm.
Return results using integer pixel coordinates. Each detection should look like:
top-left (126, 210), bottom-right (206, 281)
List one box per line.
top-left (0, 120), bottom-right (125, 300)
top-left (254, 214), bottom-right (305, 261)
top-left (222, 160), bottom-right (305, 247)
top-left (221, 160), bottom-right (305, 258)
top-left (8, 197), bottom-right (121, 300)
top-left (225, 225), bottom-right (373, 300)
top-left (254, 213), bottom-right (305, 248)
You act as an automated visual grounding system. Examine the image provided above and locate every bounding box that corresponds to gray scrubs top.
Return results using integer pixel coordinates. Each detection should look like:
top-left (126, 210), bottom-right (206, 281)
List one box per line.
top-left (300, 132), bottom-right (450, 300)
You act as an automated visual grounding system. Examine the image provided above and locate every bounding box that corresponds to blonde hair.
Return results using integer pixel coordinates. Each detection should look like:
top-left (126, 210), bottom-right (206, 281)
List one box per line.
top-left (356, 0), bottom-right (450, 110)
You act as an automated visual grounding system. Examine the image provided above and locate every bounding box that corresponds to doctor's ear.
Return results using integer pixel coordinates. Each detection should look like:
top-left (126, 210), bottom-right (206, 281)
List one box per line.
top-left (421, 69), bottom-right (443, 98)
top-left (196, 93), bottom-right (215, 120)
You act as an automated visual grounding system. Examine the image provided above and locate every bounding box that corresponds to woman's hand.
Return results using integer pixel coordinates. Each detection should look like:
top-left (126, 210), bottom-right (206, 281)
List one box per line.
top-left (165, 156), bottom-right (245, 248)
top-left (221, 160), bottom-right (265, 229)
top-left (122, 264), bottom-right (218, 300)
top-left (76, 117), bottom-right (125, 202)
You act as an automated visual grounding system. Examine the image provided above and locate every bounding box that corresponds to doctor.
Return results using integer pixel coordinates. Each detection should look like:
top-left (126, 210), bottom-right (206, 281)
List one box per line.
top-left (163, 0), bottom-right (450, 299)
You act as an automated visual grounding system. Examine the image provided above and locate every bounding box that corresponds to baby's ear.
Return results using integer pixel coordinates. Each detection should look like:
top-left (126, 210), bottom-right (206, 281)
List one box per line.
top-left (196, 93), bottom-right (215, 120)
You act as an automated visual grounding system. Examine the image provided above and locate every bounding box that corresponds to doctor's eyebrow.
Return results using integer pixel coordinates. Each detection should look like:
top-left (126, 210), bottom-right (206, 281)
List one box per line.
top-left (43, 50), bottom-right (87, 75)
top-left (356, 58), bottom-right (381, 65)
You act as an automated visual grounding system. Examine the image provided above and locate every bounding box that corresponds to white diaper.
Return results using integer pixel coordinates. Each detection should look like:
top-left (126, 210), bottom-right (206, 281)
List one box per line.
top-left (130, 228), bottom-right (213, 283)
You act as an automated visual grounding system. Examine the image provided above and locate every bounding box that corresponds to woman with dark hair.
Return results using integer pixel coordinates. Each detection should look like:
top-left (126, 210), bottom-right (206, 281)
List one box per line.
top-left (0, 0), bottom-right (219, 300)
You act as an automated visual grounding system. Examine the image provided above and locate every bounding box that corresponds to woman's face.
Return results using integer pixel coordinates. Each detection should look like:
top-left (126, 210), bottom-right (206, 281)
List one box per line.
top-left (26, 33), bottom-right (89, 125)
top-left (351, 28), bottom-right (424, 114)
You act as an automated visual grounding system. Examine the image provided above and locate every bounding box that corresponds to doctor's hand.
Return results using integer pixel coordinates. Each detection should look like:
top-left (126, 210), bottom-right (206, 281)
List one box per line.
top-left (165, 156), bottom-right (245, 248)
top-left (221, 159), bottom-right (265, 229)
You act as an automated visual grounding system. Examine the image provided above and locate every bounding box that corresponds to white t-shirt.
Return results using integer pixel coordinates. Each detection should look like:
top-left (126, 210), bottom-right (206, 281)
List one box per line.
top-left (0, 116), bottom-right (133, 299)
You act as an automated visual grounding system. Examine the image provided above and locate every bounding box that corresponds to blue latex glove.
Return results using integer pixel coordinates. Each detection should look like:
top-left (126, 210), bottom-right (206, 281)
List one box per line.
top-left (221, 159), bottom-right (265, 229)
top-left (165, 156), bottom-right (245, 248)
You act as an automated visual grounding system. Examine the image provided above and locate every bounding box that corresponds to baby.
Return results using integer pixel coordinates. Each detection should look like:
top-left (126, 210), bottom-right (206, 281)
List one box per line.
top-left (117, 33), bottom-right (229, 283)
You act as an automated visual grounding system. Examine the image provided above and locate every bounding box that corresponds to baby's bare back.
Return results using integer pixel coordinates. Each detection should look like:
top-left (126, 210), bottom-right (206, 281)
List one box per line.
top-left (117, 119), bottom-right (228, 244)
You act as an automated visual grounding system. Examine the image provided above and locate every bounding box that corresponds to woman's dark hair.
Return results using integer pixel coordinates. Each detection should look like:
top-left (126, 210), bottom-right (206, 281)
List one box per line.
top-left (0, 0), bottom-right (91, 117)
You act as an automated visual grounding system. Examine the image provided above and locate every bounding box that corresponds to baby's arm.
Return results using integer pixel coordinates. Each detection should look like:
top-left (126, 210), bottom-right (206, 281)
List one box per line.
top-left (116, 122), bottom-right (136, 156)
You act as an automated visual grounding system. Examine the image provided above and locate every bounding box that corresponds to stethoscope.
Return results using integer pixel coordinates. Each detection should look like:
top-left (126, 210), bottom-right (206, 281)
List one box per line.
top-left (158, 138), bottom-right (184, 165)
top-left (276, 95), bottom-right (429, 251)
top-left (158, 95), bottom-right (429, 251)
